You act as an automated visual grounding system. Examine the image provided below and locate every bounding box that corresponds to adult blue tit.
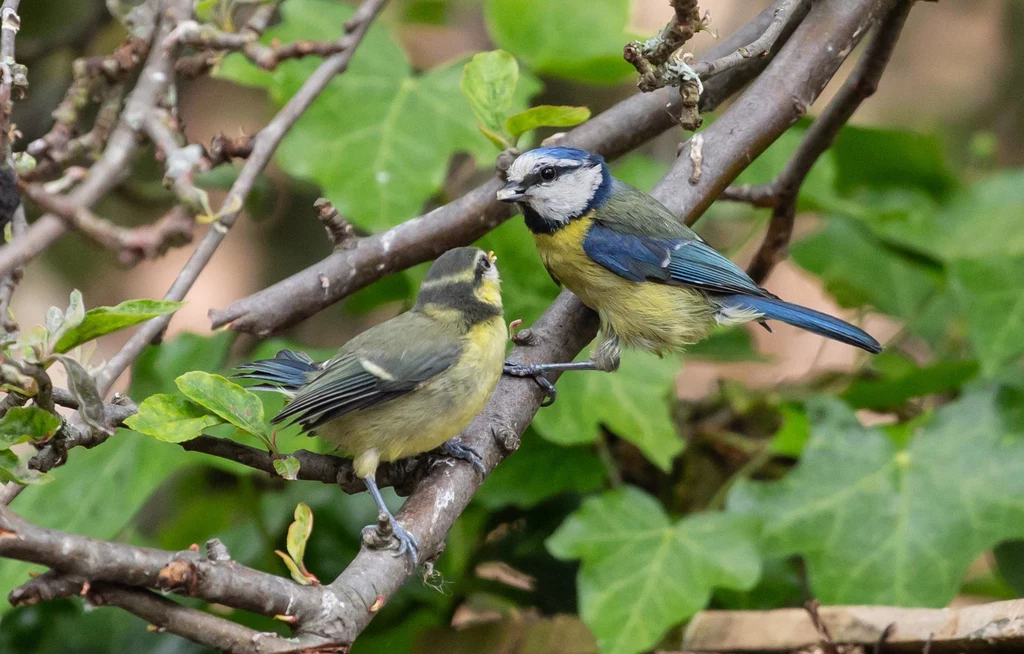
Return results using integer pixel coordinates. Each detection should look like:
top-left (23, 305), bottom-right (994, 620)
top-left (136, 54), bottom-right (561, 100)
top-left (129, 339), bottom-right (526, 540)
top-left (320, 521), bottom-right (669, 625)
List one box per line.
top-left (497, 146), bottom-right (881, 385)
top-left (235, 247), bottom-right (506, 565)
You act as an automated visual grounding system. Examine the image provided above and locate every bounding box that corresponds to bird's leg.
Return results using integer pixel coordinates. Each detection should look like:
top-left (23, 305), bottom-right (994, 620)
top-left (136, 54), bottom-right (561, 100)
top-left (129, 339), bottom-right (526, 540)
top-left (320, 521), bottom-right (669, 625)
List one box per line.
top-left (360, 474), bottom-right (419, 567)
top-left (503, 332), bottom-right (621, 406)
top-left (439, 438), bottom-right (486, 475)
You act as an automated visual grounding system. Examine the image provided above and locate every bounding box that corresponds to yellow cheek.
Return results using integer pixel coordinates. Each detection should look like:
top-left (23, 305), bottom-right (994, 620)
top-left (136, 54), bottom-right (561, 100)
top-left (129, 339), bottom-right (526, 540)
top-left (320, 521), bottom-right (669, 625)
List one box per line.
top-left (475, 279), bottom-right (502, 308)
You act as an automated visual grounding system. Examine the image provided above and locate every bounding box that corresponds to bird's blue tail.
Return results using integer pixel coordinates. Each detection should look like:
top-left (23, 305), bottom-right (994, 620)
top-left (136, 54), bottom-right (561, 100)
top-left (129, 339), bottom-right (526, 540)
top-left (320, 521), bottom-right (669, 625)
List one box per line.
top-left (233, 349), bottom-right (319, 392)
top-left (720, 295), bottom-right (882, 353)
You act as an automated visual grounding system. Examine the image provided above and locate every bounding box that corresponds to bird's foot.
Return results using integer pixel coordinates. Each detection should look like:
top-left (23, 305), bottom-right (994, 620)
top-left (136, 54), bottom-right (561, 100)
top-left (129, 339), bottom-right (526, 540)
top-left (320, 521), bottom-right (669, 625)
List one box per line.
top-left (362, 511), bottom-right (419, 567)
top-left (502, 362), bottom-right (558, 406)
top-left (439, 439), bottom-right (486, 475)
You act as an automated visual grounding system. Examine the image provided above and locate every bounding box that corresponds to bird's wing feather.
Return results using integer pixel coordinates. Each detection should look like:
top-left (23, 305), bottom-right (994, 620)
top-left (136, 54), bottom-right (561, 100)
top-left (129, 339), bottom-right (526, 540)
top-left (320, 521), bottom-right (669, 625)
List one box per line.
top-left (273, 313), bottom-right (462, 430)
top-left (585, 181), bottom-right (768, 297)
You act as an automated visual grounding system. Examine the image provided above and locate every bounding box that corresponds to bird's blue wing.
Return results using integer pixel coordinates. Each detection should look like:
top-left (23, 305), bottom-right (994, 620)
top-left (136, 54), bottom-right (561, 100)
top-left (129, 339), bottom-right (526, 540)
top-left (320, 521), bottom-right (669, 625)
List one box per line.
top-left (583, 222), bottom-right (768, 297)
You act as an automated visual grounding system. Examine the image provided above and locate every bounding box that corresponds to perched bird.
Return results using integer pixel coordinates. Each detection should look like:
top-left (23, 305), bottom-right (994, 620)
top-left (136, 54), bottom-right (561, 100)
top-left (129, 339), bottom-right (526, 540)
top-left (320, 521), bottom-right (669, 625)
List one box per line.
top-left (235, 247), bottom-right (507, 565)
top-left (497, 147), bottom-right (881, 387)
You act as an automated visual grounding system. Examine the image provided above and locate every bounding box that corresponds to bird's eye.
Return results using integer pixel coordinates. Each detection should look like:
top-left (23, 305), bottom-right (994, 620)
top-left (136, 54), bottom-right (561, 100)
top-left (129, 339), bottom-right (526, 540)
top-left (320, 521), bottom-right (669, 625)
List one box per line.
top-left (478, 255), bottom-right (491, 271)
top-left (540, 166), bottom-right (556, 181)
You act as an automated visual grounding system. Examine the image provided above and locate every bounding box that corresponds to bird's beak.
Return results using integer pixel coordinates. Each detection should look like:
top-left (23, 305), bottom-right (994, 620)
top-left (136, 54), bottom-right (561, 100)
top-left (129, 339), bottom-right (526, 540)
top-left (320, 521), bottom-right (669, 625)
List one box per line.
top-left (496, 181), bottom-right (525, 202)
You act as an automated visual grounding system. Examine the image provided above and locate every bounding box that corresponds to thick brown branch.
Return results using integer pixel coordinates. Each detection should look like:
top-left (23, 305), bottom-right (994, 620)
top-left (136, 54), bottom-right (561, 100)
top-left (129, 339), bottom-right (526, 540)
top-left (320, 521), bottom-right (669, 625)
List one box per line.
top-left (208, 1), bottom-right (806, 335)
top-left (94, 0), bottom-right (390, 396)
top-left (745, 0), bottom-right (911, 283)
top-left (0, 504), bottom-right (324, 622)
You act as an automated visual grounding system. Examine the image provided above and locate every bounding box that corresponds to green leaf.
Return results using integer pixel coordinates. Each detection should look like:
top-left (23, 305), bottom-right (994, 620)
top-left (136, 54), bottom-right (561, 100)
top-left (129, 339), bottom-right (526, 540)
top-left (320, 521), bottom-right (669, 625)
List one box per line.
top-left (548, 487), bottom-right (760, 654)
top-left (55, 355), bottom-right (108, 434)
top-left (54, 299), bottom-right (184, 354)
top-left (273, 455), bottom-right (301, 481)
top-left (175, 371), bottom-right (269, 442)
top-left (287, 502), bottom-right (313, 568)
top-left (532, 350), bottom-right (683, 471)
top-left (949, 255), bottom-right (1024, 375)
top-left (460, 50), bottom-right (519, 133)
top-left (0, 406), bottom-right (61, 447)
top-left (728, 390), bottom-right (1024, 606)
top-left (124, 394), bottom-right (223, 443)
top-left (842, 354), bottom-right (979, 410)
top-left (476, 428), bottom-right (605, 509)
top-left (218, 0), bottom-right (539, 231)
top-left (832, 125), bottom-right (957, 200)
top-left (791, 215), bottom-right (937, 320)
top-left (484, 0), bottom-right (639, 84)
top-left (505, 105), bottom-right (590, 141)
top-left (768, 405), bottom-right (810, 458)
top-left (130, 332), bottom-right (235, 398)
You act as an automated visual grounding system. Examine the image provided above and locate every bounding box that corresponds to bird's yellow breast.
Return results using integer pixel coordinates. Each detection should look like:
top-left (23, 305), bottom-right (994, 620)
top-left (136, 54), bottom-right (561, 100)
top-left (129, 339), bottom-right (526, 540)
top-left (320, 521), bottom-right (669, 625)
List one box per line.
top-left (319, 315), bottom-right (507, 478)
top-left (533, 214), bottom-right (716, 353)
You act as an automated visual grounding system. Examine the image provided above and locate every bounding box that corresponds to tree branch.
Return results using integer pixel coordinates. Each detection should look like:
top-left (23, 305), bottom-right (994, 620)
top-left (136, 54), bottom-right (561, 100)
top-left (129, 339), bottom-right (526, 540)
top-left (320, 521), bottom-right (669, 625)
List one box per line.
top-left (94, 0), bottom-right (390, 395)
top-left (10, 573), bottom-right (297, 654)
top-left (0, 504), bottom-right (325, 623)
top-left (0, 0), bottom-right (186, 277)
top-left (208, 0), bottom-right (809, 335)
top-left (743, 0), bottom-right (912, 283)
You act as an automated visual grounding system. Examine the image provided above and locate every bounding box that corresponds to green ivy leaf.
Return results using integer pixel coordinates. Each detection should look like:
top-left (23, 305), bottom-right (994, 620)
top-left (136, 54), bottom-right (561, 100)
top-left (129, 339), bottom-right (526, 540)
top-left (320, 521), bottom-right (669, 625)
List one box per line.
top-left (175, 371), bottom-right (269, 443)
top-left (273, 455), bottom-right (301, 481)
top-left (476, 428), bottom-right (605, 509)
top-left (484, 0), bottom-right (640, 84)
top-left (949, 255), bottom-right (1024, 375)
top-left (54, 299), bottom-right (184, 354)
top-left (532, 350), bottom-right (683, 471)
top-left (218, 0), bottom-right (538, 231)
top-left (505, 105), bottom-right (590, 142)
top-left (125, 394), bottom-right (223, 443)
top-left (461, 50), bottom-right (519, 134)
top-left (728, 390), bottom-right (1024, 606)
top-left (791, 216), bottom-right (937, 321)
top-left (548, 487), bottom-right (760, 654)
top-left (832, 125), bottom-right (957, 200)
top-left (0, 406), bottom-right (61, 448)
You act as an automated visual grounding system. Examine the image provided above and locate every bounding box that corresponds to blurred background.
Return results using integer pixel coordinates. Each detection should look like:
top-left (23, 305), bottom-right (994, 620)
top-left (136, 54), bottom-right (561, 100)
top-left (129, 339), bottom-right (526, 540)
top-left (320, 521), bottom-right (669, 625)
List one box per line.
top-left (2, 0), bottom-right (1024, 652)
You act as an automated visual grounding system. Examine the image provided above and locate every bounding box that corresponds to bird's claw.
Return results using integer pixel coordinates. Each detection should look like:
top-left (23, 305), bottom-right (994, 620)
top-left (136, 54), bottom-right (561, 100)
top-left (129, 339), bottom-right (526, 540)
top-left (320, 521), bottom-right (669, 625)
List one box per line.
top-left (440, 439), bottom-right (486, 475)
top-left (503, 362), bottom-right (558, 406)
top-left (362, 516), bottom-right (419, 567)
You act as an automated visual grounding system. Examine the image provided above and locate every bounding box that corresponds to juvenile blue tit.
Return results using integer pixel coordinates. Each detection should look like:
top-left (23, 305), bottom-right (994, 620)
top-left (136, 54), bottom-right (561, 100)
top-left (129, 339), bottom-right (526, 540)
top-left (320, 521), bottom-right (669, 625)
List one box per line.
top-left (235, 247), bottom-right (506, 565)
top-left (497, 147), bottom-right (881, 387)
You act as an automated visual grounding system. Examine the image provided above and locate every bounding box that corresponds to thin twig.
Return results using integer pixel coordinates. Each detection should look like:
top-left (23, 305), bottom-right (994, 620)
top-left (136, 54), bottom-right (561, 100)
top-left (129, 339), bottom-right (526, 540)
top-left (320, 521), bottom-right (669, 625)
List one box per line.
top-left (0, 202), bottom-right (24, 332)
top-left (744, 0), bottom-right (912, 283)
top-left (692, 0), bottom-right (806, 80)
top-left (95, 0), bottom-right (390, 395)
top-left (0, 0), bottom-right (188, 277)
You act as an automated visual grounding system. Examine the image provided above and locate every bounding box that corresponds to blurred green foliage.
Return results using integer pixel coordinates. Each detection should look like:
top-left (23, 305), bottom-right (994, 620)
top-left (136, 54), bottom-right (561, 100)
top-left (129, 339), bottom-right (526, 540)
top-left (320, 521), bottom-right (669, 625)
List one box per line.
top-left (5, 0), bottom-right (1024, 653)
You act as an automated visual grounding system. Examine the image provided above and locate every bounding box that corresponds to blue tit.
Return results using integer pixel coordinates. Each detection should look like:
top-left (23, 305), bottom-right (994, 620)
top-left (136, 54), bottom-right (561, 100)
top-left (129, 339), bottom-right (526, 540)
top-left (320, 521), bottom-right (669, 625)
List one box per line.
top-left (235, 247), bottom-right (507, 565)
top-left (497, 147), bottom-right (880, 385)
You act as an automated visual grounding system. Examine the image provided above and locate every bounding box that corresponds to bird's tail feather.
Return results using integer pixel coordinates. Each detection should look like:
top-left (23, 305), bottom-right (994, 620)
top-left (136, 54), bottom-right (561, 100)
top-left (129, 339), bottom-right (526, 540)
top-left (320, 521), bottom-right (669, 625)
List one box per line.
top-left (233, 349), bottom-right (319, 392)
top-left (720, 295), bottom-right (882, 353)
